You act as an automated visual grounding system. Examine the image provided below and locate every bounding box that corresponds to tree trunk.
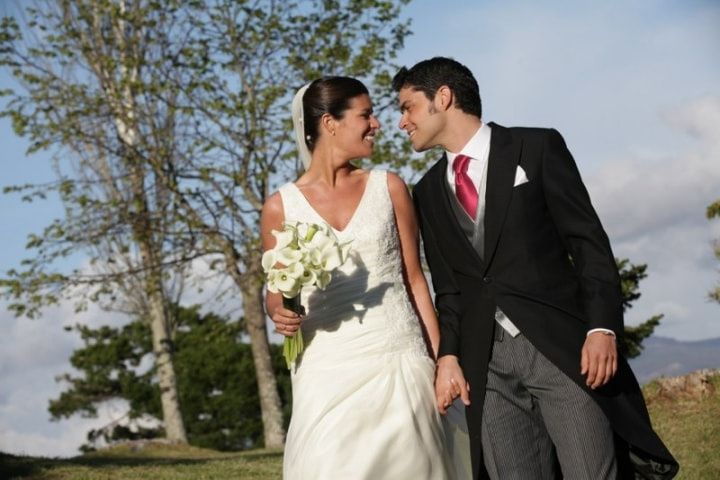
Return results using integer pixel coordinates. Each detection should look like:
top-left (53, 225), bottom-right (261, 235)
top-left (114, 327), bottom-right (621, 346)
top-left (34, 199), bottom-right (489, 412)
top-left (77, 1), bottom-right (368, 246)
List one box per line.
top-left (147, 288), bottom-right (188, 443)
top-left (240, 279), bottom-right (286, 448)
top-left (120, 126), bottom-right (189, 444)
top-left (223, 245), bottom-right (285, 448)
top-left (103, 0), bottom-right (187, 442)
top-left (130, 188), bottom-right (187, 443)
top-left (131, 170), bottom-right (187, 443)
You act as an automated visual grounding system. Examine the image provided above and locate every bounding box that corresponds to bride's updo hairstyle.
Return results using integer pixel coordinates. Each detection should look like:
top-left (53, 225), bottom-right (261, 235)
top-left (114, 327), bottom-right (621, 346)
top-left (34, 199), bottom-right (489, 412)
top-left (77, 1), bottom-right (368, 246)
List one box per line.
top-left (302, 76), bottom-right (369, 152)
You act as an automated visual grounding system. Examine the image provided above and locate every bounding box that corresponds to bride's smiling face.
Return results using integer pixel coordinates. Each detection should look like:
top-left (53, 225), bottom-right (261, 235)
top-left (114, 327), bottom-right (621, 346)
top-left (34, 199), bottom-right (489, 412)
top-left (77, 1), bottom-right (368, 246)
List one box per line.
top-left (331, 94), bottom-right (380, 160)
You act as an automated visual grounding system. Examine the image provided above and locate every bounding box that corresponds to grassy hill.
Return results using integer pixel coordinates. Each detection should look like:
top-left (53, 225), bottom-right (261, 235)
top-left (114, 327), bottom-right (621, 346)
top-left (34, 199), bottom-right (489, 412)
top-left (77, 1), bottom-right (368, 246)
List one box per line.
top-left (0, 444), bottom-right (283, 480)
top-left (642, 369), bottom-right (720, 479)
top-left (2, 370), bottom-right (718, 479)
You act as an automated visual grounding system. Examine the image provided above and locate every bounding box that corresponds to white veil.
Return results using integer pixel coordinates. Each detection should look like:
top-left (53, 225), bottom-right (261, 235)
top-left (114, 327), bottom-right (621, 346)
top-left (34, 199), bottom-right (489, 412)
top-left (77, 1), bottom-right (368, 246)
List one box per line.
top-left (291, 83), bottom-right (313, 170)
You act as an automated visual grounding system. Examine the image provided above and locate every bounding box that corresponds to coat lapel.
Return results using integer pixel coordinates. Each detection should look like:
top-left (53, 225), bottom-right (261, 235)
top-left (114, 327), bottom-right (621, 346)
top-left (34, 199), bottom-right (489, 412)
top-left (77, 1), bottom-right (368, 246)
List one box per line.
top-left (483, 123), bottom-right (522, 273)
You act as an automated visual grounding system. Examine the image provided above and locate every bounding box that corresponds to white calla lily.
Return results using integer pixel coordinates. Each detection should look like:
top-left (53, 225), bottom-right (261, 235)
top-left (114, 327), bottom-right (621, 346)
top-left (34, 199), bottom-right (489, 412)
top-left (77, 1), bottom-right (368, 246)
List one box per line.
top-left (315, 270), bottom-right (332, 290)
top-left (320, 246), bottom-right (344, 271)
top-left (266, 270), bottom-right (280, 293)
top-left (276, 246), bottom-right (304, 266)
top-left (261, 249), bottom-right (277, 273)
top-left (299, 267), bottom-right (317, 286)
top-left (296, 222), bottom-right (320, 243)
top-left (275, 267), bottom-right (301, 298)
top-left (305, 248), bottom-right (323, 267)
top-left (339, 242), bottom-right (352, 263)
top-left (272, 227), bottom-right (297, 250)
top-left (285, 261), bottom-right (305, 278)
top-left (303, 230), bottom-right (331, 251)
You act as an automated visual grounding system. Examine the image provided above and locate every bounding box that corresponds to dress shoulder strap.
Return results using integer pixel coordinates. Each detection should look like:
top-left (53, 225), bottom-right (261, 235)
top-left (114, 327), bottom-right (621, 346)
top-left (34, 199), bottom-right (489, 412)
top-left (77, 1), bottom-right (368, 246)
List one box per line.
top-left (277, 182), bottom-right (304, 222)
top-left (368, 168), bottom-right (386, 195)
top-left (363, 169), bottom-right (393, 216)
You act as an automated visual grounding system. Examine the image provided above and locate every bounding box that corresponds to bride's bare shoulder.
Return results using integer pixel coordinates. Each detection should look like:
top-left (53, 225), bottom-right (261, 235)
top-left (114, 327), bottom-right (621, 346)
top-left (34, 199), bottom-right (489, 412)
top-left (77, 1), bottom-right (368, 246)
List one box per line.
top-left (261, 191), bottom-right (284, 221)
top-left (385, 171), bottom-right (409, 196)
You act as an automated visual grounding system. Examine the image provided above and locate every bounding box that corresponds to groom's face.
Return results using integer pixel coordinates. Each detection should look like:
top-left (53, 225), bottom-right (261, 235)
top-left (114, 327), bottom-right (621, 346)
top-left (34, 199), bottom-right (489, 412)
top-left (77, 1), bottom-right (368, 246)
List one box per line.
top-left (397, 86), bottom-right (444, 152)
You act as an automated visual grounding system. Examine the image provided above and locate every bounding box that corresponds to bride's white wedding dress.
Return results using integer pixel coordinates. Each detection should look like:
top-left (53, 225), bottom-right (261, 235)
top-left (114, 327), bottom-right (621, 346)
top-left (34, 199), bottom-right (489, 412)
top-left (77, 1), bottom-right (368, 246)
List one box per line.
top-left (278, 169), bottom-right (466, 479)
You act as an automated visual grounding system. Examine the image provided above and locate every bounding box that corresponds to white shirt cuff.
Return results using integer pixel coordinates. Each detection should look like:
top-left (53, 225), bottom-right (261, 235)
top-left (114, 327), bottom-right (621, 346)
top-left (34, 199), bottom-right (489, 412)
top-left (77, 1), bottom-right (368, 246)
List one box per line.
top-left (587, 328), bottom-right (616, 337)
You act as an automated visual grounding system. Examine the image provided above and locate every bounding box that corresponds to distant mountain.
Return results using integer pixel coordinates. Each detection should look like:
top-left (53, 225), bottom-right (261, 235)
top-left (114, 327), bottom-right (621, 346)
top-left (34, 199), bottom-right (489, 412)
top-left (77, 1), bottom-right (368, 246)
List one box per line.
top-left (628, 336), bottom-right (720, 384)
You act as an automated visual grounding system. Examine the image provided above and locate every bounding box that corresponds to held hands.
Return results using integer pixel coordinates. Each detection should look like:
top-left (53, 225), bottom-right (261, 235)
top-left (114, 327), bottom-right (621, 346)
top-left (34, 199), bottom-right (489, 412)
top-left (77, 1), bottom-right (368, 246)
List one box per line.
top-left (272, 306), bottom-right (302, 337)
top-left (580, 331), bottom-right (618, 389)
top-left (435, 355), bottom-right (471, 415)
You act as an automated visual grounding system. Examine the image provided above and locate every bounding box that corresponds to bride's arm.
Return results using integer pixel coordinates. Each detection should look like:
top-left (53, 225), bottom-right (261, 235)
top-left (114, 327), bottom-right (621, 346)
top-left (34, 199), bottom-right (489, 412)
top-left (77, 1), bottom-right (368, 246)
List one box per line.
top-left (261, 192), bottom-right (301, 336)
top-left (387, 172), bottom-right (441, 359)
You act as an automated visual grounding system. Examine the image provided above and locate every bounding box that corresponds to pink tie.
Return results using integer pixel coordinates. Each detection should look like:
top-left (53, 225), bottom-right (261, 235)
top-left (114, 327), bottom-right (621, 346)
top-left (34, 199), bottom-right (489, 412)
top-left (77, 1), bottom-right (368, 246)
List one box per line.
top-left (453, 154), bottom-right (478, 218)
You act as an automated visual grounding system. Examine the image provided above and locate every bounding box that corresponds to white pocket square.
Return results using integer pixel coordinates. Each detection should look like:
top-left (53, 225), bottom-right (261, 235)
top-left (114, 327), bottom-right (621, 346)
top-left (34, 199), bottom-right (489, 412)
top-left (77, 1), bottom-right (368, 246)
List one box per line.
top-left (513, 166), bottom-right (529, 187)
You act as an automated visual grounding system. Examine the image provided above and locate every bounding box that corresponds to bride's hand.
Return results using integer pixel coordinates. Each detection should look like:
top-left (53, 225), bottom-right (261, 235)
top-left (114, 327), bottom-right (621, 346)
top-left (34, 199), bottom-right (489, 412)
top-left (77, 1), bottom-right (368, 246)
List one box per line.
top-left (272, 306), bottom-right (302, 337)
top-left (435, 355), bottom-right (471, 414)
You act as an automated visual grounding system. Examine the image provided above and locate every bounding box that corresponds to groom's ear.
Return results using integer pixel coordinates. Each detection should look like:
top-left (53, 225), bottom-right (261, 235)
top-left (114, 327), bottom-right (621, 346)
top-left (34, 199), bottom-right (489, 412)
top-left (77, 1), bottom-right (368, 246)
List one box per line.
top-left (435, 85), bottom-right (453, 111)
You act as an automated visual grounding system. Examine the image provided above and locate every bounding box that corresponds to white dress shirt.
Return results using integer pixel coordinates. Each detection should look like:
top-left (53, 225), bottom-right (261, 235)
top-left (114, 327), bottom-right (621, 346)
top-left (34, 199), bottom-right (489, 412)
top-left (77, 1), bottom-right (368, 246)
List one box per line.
top-left (445, 122), bottom-right (491, 194)
top-left (443, 123), bottom-right (614, 339)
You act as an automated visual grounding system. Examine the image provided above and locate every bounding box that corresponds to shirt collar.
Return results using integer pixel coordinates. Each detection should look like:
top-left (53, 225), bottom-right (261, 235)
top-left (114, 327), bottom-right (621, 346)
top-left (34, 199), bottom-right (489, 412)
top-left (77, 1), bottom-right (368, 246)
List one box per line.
top-left (446, 122), bottom-right (491, 165)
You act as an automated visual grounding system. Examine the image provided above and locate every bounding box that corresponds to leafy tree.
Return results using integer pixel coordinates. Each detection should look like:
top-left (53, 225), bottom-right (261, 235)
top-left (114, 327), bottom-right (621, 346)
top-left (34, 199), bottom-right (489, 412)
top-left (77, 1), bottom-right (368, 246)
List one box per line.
top-left (707, 200), bottom-right (720, 303)
top-left (0, 1), bottom-right (203, 442)
top-left (1, 0), bottom-right (412, 447)
top-left (617, 259), bottom-right (663, 359)
top-left (50, 305), bottom-right (291, 453)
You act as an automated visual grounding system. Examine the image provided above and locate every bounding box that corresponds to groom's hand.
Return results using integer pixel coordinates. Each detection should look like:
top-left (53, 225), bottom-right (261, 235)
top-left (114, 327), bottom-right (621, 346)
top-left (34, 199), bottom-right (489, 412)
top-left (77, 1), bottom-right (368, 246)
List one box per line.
top-left (580, 332), bottom-right (618, 389)
top-left (435, 355), bottom-right (471, 414)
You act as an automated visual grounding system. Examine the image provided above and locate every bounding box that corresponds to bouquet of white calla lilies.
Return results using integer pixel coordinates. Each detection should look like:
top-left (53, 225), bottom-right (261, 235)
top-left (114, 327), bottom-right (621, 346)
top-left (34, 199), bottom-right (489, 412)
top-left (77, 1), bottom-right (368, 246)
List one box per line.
top-left (262, 220), bottom-right (351, 368)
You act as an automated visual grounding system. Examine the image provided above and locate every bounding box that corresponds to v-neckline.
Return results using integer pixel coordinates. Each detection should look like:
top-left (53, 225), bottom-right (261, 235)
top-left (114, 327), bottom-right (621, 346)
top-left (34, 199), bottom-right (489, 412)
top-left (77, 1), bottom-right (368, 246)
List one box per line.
top-left (290, 170), bottom-right (374, 234)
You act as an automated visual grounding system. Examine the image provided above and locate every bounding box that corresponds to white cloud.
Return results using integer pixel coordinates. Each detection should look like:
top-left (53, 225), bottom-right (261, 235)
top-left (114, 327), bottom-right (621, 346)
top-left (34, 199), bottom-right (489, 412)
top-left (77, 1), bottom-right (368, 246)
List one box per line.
top-left (587, 96), bottom-right (720, 339)
top-left (663, 94), bottom-right (720, 143)
top-left (652, 301), bottom-right (691, 321)
top-left (0, 396), bottom-right (128, 457)
top-left (0, 302), bottom-right (127, 457)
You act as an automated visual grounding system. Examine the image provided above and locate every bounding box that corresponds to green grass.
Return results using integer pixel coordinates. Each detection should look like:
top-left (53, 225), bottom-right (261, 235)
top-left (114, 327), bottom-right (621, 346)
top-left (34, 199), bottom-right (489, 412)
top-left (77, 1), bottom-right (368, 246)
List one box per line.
top-left (2, 372), bottom-right (718, 479)
top-left (643, 372), bottom-right (720, 480)
top-left (0, 443), bottom-right (283, 479)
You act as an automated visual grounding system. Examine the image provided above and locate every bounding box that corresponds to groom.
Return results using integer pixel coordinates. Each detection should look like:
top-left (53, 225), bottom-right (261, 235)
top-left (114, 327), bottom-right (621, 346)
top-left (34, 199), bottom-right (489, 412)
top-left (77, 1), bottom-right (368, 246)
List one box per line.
top-left (393, 57), bottom-right (678, 479)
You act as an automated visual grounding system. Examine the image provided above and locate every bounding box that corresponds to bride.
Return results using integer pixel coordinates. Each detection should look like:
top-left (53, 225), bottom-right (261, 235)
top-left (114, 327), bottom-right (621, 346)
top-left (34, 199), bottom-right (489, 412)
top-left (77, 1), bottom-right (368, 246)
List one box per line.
top-left (261, 77), bottom-right (467, 479)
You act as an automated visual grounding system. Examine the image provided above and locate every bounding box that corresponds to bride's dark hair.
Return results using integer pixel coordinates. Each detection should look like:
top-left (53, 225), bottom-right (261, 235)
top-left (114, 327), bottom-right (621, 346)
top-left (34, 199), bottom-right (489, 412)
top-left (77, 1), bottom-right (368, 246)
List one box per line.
top-left (302, 76), bottom-right (369, 152)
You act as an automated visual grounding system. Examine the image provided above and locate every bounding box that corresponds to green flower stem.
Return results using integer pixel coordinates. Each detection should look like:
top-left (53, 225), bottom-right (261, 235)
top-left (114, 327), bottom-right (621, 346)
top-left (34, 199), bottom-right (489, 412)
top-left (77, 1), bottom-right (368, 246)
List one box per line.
top-left (304, 225), bottom-right (318, 242)
top-left (282, 294), bottom-right (305, 369)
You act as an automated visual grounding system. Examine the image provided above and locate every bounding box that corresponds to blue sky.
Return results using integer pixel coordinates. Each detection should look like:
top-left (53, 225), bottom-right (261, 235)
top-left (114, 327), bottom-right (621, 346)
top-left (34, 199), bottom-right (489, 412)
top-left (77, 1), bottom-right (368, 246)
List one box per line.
top-left (1, 0), bottom-right (719, 457)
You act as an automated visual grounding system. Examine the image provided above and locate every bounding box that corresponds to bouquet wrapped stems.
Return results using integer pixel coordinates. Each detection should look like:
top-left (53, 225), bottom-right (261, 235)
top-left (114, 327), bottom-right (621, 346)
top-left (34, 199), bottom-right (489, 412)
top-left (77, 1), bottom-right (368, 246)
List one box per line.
top-left (282, 294), bottom-right (305, 369)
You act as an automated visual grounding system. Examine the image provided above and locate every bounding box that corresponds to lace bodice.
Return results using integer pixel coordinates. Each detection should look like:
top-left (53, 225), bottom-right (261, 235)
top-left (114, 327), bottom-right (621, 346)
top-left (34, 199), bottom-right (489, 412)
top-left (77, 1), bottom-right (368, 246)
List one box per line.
top-left (278, 169), bottom-right (428, 367)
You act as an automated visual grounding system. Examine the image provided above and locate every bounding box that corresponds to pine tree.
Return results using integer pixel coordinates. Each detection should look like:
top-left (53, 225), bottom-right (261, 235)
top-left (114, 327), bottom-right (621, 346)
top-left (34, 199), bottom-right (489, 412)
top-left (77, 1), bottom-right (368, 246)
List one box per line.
top-left (617, 259), bottom-right (663, 359)
top-left (50, 305), bottom-right (291, 452)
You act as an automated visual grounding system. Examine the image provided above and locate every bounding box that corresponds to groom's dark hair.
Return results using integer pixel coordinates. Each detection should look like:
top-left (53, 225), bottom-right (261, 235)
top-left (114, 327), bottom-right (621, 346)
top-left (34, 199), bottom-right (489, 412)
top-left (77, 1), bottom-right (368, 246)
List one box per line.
top-left (392, 57), bottom-right (482, 119)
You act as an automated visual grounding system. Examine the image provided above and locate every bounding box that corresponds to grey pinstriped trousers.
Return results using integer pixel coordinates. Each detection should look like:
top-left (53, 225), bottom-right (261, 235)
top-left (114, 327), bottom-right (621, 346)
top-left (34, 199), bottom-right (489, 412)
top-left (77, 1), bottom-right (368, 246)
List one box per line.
top-left (481, 330), bottom-right (617, 479)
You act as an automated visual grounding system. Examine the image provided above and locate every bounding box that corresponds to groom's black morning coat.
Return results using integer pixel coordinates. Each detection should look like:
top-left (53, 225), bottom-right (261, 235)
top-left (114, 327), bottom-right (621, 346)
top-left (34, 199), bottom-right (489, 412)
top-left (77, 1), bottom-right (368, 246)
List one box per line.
top-left (413, 123), bottom-right (678, 479)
